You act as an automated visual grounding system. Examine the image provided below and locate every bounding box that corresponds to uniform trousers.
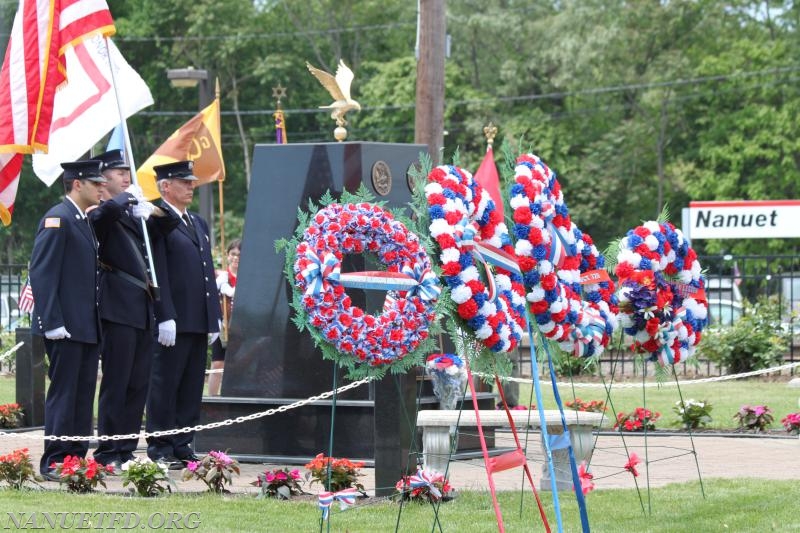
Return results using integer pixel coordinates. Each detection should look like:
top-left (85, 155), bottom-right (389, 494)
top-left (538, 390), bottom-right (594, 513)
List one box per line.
top-left (146, 332), bottom-right (207, 460)
top-left (40, 339), bottom-right (100, 474)
top-left (94, 321), bottom-right (154, 465)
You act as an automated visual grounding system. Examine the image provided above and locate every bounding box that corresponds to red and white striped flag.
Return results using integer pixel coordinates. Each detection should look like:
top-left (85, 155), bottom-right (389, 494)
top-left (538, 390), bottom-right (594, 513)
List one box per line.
top-left (0, 0), bottom-right (115, 225)
top-left (18, 278), bottom-right (34, 314)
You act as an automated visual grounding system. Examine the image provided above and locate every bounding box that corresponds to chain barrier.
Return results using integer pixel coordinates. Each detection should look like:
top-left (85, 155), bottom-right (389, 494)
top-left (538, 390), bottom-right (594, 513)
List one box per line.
top-left (0, 377), bottom-right (373, 442)
top-left (3, 361), bottom-right (797, 442)
top-left (479, 361), bottom-right (800, 388)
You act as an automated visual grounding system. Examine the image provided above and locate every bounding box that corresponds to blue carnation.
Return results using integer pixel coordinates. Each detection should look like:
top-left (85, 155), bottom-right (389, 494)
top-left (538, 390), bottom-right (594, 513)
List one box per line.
top-left (515, 225), bottom-right (530, 240)
top-left (467, 315), bottom-right (487, 330)
top-left (429, 205), bottom-right (445, 220)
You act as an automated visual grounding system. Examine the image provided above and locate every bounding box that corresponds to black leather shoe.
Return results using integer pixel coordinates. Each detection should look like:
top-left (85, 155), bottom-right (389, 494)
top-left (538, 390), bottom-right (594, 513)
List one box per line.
top-left (179, 453), bottom-right (200, 464)
top-left (152, 455), bottom-right (184, 470)
top-left (40, 470), bottom-right (61, 482)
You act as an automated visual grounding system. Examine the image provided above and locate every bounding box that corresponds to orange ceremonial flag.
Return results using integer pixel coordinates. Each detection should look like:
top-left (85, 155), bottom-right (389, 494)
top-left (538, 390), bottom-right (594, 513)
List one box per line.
top-left (138, 98), bottom-right (225, 200)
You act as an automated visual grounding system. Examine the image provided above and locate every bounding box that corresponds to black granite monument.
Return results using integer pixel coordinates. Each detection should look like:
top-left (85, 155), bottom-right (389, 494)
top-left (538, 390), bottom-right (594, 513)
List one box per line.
top-left (197, 142), bottom-right (428, 495)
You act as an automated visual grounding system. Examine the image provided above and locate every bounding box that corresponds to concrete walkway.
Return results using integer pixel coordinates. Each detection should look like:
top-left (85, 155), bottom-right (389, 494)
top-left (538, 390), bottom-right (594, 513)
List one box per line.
top-left (1, 429), bottom-right (796, 495)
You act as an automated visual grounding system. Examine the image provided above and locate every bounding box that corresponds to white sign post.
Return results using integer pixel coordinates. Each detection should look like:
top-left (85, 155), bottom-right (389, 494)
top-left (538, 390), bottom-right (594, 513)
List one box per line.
top-left (684, 200), bottom-right (800, 240)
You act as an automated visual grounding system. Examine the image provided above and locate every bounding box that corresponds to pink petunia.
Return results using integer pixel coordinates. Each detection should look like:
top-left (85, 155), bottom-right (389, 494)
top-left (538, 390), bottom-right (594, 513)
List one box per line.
top-left (290, 469), bottom-right (300, 480)
top-left (186, 461), bottom-right (199, 472)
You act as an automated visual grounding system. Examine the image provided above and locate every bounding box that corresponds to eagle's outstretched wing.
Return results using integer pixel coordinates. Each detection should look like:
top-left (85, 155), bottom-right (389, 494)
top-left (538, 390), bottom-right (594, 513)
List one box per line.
top-left (334, 60), bottom-right (354, 101)
top-left (306, 62), bottom-right (346, 102)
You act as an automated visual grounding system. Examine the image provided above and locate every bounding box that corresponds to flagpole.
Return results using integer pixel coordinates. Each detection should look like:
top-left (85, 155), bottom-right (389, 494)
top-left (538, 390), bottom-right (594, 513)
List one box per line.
top-left (215, 78), bottom-right (229, 343)
top-left (102, 36), bottom-right (159, 293)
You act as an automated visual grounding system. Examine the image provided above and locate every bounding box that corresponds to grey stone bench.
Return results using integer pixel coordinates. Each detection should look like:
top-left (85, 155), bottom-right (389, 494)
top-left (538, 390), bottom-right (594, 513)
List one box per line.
top-left (416, 409), bottom-right (605, 490)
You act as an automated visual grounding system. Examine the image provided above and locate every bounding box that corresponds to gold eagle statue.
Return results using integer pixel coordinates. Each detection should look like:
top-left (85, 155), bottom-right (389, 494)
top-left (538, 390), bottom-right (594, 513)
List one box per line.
top-left (306, 60), bottom-right (361, 140)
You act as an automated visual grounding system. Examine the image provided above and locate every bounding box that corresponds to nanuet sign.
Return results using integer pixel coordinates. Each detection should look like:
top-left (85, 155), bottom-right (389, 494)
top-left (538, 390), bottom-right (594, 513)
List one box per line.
top-left (686, 200), bottom-right (800, 239)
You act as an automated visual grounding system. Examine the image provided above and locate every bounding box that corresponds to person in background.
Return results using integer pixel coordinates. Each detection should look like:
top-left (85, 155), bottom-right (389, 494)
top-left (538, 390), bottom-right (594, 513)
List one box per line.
top-left (29, 160), bottom-right (134, 479)
top-left (208, 239), bottom-right (241, 396)
top-left (146, 160), bottom-right (221, 468)
top-left (89, 150), bottom-right (179, 471)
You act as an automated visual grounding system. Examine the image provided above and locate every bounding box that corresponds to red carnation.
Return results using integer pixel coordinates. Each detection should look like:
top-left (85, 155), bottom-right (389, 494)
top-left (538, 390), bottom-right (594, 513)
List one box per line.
top-left (485, 333), bottom-right (501, 347)
top-left (436, 234), bottom-right (456, 249)
top-left (528, 227), bottom-right (544, 245)
top-left (442, 262), bottom-right (462, 276)
top-left (444, 211), bottom-right (462, 225)
top-left (428, 193), bottom-right (446, 205)
top-left (518, 256), bottom-right (537, 272)
top-left (457, 300), bottom-right (479, 319)
top-left (530, 300), bottom-right (549, 314)
top-left (541, 274), bottom-right (557, 291)
top-left (514, 207), bottom-right (533, 225)
top-left (615, 262), bottom-right (634, 279)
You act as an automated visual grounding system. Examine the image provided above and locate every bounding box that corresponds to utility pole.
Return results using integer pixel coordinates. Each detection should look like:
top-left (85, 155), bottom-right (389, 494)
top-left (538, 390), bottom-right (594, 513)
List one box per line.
top-left (415, 0), bottom-right (446, 162)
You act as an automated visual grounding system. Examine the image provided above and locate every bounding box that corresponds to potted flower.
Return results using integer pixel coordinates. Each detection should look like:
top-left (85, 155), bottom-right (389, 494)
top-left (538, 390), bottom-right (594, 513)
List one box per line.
top-left (565, 398), bottom-right (607, 413)
top-left (304, 453), bottom-right (366, 495)
top-left (50, 456), bottom-right (114, 493)
top-left (0, 403), bottom-right (23, 429)
top-left (394, 469), bottom-right (454, 503)
top-left (781, 412), bottom-right (800, 436)
top-left (121, 457), bottom-right (173, 497)
top-left (252, 467), bottom-right (305, 499)
top-left (425, 353), bottom-right (467, 410)
top-left (181, 451), bottom-right (240, 494)
top-left (672, 399), bottom-right (713, 430)
top-left (733, 405), bottom-right (773, 433)
top-left (614, 407), bottom-right (661, 432)
top-left (0, 448), bottom-right (37, 489)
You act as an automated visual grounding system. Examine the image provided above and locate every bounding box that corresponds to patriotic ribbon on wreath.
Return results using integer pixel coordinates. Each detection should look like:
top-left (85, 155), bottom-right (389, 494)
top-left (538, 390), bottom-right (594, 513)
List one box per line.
top-left (301, 250), bottom-right (340, 296)
top-left (572, 307), bottom-right (607, 357)
top-left (318, 488), bottom-right (359, 519)
top-left (453, 216), bottom-right (477, 250)
top-left (655, 307), bottom-right (687, 365)
top-left (401, 262), bottom-right (442, 302)
top-left (408, 469), bottom-right (442, 499)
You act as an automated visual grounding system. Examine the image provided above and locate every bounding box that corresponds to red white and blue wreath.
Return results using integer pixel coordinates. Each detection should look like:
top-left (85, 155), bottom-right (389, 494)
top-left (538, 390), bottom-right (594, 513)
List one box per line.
top-left (615, 221), bottom-right (708, 365)
top-left (286, 200), bottom-right (441, 372)
top-left (425, 165), bottom-right (527, 353)
top-left (509, 153), bottom-right (618, 357)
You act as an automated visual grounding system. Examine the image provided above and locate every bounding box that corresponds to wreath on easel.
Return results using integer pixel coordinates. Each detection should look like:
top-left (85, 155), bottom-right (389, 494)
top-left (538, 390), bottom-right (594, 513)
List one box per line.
top-left (277, 187), bottom-right (444, 377)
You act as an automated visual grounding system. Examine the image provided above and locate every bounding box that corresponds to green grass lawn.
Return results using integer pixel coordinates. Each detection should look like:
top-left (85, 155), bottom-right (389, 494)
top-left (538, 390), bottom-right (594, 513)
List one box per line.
top-left (515, 378), bottom-right (800, 431)
top-left (0, 478), bottom-right (795, 532)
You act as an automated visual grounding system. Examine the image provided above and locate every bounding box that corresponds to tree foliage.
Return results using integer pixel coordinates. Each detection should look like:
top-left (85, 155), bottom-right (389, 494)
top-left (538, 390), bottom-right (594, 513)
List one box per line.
top-left (3, 0), bottom-right (800, 261)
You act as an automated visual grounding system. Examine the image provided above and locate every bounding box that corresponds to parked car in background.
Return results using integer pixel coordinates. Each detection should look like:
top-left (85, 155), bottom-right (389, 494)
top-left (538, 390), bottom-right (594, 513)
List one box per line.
top-left (706, 298), bottom-right (743, 327)
top-left (0, 293), bottom-right (23, 333)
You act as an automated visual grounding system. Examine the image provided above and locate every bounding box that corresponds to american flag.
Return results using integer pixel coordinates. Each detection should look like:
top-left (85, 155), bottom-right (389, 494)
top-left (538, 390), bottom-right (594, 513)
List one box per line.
top-left (0, 0), bottom-right (116, 225)
top-left (18, 279), bottom-right (34, 314)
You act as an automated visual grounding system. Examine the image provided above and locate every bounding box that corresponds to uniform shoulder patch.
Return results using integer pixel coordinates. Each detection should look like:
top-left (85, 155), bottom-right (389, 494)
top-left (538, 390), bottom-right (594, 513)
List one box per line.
top-left (44, 217), bottom-right (61, 228)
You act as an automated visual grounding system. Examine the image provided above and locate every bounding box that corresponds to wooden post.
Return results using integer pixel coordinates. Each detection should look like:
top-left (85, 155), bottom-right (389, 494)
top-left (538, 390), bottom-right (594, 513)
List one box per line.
top-left (415, 0), bottom-right (446, 162)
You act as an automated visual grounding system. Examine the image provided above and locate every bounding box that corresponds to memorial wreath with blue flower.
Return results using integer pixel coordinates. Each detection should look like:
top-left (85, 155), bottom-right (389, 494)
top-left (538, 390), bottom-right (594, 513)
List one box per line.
top-left (277, 189), bottom-right (443, 376)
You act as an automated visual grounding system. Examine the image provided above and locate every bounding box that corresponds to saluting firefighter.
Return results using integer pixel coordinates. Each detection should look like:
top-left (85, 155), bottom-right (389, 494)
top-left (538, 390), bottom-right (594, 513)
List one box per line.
top-left (29, 160), bottom-right (136, 479)
top-left (146, 160), bottom-right (221, 468)
top-left (89, 150), bottom-right (180, 471)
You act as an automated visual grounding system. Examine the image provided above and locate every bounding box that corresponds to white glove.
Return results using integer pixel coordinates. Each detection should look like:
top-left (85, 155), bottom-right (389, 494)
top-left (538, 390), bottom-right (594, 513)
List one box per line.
top-left (126, 184), bottom-right (145, 202)
top-left (158, 320), bottom-right (176, 347)
top-left (44, 327), bottom-right (71, 340)
top-left (208, 332), bottom-right (220, 346)
top-left (131, 201), bottom-right (155, 220)
top-left (219, 284), bottom-right (235, 298)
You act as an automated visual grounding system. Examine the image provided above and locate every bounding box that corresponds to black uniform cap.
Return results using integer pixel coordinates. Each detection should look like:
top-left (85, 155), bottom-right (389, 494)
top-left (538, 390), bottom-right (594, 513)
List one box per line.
top-left (154, 160), bottom-right (198, 181)
top-left (61, 160), bottom-right (107, 183)
top-left (91, 149), bottom-right (130, 171)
